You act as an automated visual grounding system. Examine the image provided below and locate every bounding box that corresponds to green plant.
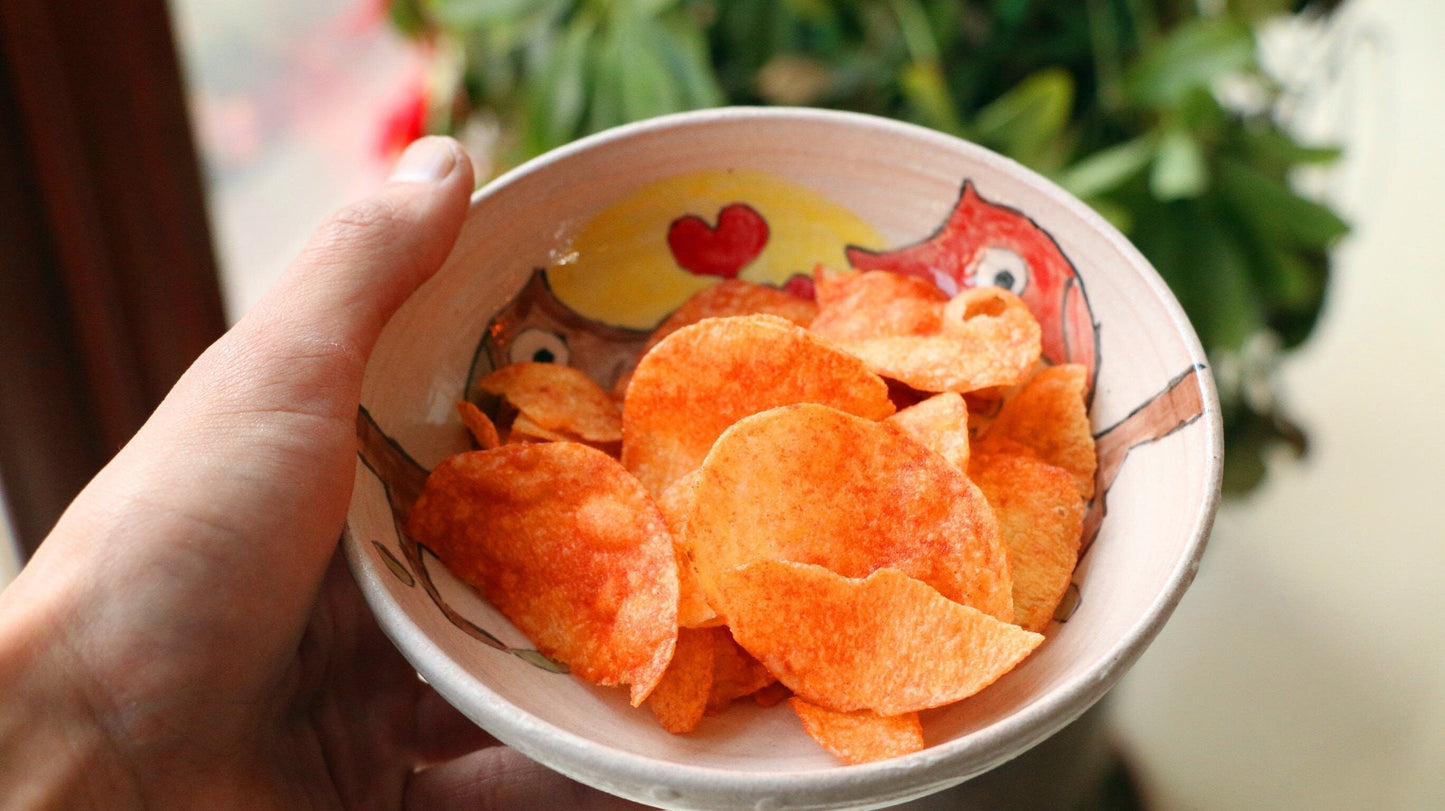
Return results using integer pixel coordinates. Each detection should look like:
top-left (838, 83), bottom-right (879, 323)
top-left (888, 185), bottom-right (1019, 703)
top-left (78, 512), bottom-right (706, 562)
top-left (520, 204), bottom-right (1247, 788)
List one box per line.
top-left (390, 0), bottom-right (1349, 495)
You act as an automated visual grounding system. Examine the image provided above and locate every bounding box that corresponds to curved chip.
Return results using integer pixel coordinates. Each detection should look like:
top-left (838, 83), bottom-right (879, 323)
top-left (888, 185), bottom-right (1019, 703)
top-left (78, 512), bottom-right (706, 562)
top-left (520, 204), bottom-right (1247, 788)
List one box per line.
top-left (974, 364), bottom-right (1096, 499)
top-left (705, 627), bottom-right (776, 714)
top-left (457, 400), bottom-right (501, 449)
top-left (884, 392), bottom-right (970, 472)
top-left (788, 699), bottom-right (924, 765)
top-left (686, 403), bottom-right (1013, 621)
top-left (656, 471), bottom-right (719, 629)
top-left (405, 442), bottom-right (678, 705)
top-left (648, 627), bottom-right (716, 734)
top-left (809, 269), bottom-right (948, 343)
top-left (478, 361), bottom-right (623, 444)
top-left (621, 315), bottom-right (895, 496)
top-left (720, 561), bottom-right (1043, 716)
top-left (970, 453), bottom-right (1085, 633)
top-left (644, 279), bottom-right (818, 353)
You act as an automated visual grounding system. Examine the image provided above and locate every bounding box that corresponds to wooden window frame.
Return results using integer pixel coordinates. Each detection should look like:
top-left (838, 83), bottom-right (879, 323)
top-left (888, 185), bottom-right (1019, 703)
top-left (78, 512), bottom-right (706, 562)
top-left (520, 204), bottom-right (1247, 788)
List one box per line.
top-left (0, 0), bottom-right (227, 558)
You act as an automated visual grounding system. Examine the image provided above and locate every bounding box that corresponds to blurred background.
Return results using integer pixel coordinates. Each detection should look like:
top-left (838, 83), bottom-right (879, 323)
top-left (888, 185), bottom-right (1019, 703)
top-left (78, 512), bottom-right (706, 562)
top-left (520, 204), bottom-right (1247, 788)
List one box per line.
top-left (2, 0), bottom-right (1441, 807)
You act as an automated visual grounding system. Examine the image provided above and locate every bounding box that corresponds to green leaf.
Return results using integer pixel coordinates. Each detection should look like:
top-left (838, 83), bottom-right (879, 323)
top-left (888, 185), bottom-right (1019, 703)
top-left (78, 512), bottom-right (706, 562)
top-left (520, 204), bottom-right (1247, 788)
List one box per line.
top-left (657, 10), bottom-right (726, 108)
top-left (1215, 157), bottom-right (1350, 249)
top-left (616, 13), bottom-right (687, 121)
top-left (1131, 198), bottom-right (1261, 353)
top-left (973, 69), bottom-right (1074, 166)
top-left (1057, 135), bottom-right (1156, 199)
top-left (521, 11), bottom-right (595, 153)
top-left (388, 0), bottom-right (429, 38)
top-left (1127, 17), bottom-right (1256, 108)
top-left (1240, 127), bottom-right (1344, 173)
top-left (586, 23), bottom-right (627, 133)
top-left (1150, 127), bottom-right (1207, 200)
top-left (425, 0), bottom-right (551, 30)
top-left (900, 61), bottom-right (966, 135)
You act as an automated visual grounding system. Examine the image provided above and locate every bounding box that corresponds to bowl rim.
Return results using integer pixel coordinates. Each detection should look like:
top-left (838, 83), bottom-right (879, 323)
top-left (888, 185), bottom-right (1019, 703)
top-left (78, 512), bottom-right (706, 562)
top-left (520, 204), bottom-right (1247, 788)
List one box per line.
top-left (348, 105), bottom-right (1225, 808)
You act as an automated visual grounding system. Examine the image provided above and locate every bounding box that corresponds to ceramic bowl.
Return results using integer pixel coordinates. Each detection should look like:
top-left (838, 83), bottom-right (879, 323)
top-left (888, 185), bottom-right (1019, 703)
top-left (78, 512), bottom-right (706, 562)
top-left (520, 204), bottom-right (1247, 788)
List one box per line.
top-left (344, 107), bottom-right (1223, 810)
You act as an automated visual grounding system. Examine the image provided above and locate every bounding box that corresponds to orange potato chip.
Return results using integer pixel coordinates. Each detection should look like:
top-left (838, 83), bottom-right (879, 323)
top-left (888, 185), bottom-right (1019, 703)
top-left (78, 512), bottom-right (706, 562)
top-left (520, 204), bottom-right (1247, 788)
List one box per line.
top-left (788, 699), bottom-right (924, 765)
top-left (656, 471), bottom-right (719, 628)
top-left (507, 412), bottom-right (570, 443)
top-left (686, 403), bottom-right (1012, 621)
top-left (751, 681), bottom-right (793, 708)
top-left (456, 400), bottom-right (501, 449)
top-left (621, 315), bottom-right (895, 496)
top-left (809, 269), bottom-right (948, 343)
top-left (648, 627), bottom-right (716, 734)
top-left (969, 453), bottom-right (1085, 633)
top-left (885, 392), bottom-right (970, 472)
top-left (644, 278), bottom-right (818, 353)
top-left (405, 442), bottom-right (679, 705)
top-left (720, 561), bottom-right (1043, 716)
top-left (974, 364), bottom-right (1096, 499)
top-left (478, 361), bottom-right (623, 444)
top-left (706, 627), bottom-right (777, 714)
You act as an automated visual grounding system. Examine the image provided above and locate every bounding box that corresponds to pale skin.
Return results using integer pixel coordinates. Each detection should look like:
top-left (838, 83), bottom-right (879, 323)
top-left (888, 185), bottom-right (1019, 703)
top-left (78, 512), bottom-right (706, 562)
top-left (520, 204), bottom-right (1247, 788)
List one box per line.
top-left (0, 137), bottom-right (643, 810)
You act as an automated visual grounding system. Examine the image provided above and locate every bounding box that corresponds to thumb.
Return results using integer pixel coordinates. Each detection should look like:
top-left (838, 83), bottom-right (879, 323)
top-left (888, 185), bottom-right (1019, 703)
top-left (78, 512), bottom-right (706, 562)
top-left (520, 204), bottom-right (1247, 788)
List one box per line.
top-left (234, 134), bottom-right (475, 415)
top-left (22, 137), bottom-right (474, 648)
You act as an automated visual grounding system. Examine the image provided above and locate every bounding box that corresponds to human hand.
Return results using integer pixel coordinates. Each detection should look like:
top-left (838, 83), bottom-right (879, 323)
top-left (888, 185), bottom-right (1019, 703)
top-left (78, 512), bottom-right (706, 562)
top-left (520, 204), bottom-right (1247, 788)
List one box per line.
top-left (0, 137), bottom-right (644, 810)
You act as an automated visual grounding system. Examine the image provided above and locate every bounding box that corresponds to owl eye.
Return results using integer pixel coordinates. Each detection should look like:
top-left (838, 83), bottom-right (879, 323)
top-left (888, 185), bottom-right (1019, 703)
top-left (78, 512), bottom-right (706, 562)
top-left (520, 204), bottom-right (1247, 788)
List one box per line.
top-left (508, 328), bottom-right (571, 366)
top-left (971, 247), bottom-right (1030, 296)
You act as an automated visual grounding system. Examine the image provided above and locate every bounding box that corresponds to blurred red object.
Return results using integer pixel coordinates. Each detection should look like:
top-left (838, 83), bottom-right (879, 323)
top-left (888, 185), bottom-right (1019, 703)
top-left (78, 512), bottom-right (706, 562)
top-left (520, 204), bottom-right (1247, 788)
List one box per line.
top-left (376, 79), bottom-right (429, 164)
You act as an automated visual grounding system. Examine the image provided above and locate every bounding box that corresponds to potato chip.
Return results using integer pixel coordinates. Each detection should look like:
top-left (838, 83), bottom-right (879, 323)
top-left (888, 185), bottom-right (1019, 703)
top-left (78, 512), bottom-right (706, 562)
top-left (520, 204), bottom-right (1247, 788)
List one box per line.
top-left (719, 561), bottom-right (1043, 715)
top-left (507, 412), bottom-right (571, 444)
top-left (621, 315), bottom-right (895, 496)
top-left (974, 364), bottom-right (1096, 499)
top-left (656, 471), bottom-right (719, 629)
top-left (405, 442), bottom-right (678, 705)
top-left (807, 273), bottom-right (1040, 395)
top-left (706, 627), bottom-right (776, 714)
top-left (648, 627), bottom-right (716, 733)
top-left (885, 392), bottom-right (970, 472)
top-left (788, 699), bottom-right (924, 765)
top-left (478, 361), bottom-right (623, 444)
top-left (751, 681), bottom-right (793, 708)
top-left (644, 279), bottom-right (818, 353)
top-left (686, 403), bottom-right (1012, 621)
top-left (456, 400), bottom-right (500, 449)
top-left (969, 453), bottom-right (1085, 633)
top-left (809, 269), bottom-right (948, 343)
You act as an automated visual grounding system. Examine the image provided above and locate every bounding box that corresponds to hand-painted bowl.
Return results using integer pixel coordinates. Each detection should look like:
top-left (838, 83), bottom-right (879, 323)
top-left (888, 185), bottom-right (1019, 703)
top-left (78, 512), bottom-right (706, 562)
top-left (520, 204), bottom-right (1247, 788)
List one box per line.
top-left (344, 107), bottom-right (1223, 810)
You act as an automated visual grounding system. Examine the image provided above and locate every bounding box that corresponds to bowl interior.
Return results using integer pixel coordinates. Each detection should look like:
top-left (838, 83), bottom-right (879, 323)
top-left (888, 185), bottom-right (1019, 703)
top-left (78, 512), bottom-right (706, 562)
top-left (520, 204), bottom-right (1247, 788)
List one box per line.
top-left (345, 108), bottom-right (1222, 810)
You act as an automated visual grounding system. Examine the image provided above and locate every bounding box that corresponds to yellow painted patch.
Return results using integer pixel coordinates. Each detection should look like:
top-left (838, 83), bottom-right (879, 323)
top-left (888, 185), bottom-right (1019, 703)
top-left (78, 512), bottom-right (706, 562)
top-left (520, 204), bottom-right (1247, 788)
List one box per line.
top-left (548, 170), bottom-right (881, 330)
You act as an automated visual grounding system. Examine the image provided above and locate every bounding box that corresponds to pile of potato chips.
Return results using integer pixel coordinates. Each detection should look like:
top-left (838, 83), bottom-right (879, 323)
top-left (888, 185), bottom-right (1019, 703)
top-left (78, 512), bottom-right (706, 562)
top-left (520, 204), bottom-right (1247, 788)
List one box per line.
top-left (405, 272), bottom-right (1096, 764)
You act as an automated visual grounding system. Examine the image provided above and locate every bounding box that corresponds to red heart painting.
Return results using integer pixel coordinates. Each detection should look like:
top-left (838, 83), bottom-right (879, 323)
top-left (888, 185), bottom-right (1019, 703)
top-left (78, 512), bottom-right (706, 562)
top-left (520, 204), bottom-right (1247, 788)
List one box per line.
top-left (667, 203), bottom-right (769, 278)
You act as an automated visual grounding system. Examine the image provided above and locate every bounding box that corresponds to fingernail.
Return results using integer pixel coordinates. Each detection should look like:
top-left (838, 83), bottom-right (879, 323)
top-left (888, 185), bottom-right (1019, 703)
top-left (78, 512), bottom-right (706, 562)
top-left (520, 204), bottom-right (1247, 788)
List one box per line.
top-left (389, 136), bottom-right (459, 184)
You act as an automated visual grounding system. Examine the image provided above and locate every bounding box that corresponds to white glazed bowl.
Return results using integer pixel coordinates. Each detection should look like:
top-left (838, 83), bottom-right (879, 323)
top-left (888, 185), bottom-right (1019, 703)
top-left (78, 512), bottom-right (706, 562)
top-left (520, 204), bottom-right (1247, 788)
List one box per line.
top-left (344, 107), bottom-right (1223, 810)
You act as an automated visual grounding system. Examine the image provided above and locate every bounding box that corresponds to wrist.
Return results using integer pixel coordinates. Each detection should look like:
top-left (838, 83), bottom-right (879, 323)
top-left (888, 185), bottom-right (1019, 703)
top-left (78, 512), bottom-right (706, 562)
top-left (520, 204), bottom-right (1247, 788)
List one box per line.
top-left (0, 578), bottom-right (141, 809)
